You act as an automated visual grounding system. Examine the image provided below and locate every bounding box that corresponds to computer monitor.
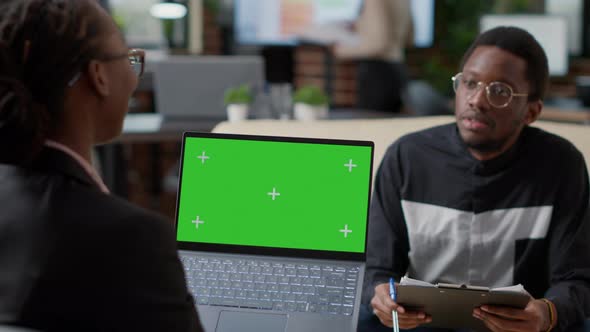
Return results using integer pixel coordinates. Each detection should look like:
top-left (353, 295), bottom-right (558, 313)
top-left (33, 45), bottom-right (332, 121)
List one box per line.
top-left (479, 15), bottom-right (568, 76)
top-left (154, 56), bottom-right (265, 119)
top-left (234, 0), bottom-right (435, 48)
top-left (234, 0), bottom-right (362, 46)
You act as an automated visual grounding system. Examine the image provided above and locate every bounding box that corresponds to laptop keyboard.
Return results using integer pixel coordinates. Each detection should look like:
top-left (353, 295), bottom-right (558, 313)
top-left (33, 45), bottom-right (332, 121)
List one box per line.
top-left (180, 255), bottom-right (359, 316)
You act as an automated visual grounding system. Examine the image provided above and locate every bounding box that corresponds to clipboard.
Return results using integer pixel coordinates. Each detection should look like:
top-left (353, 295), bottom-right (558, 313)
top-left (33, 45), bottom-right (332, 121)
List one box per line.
top-left (396, 283), bottom-right (531, 331)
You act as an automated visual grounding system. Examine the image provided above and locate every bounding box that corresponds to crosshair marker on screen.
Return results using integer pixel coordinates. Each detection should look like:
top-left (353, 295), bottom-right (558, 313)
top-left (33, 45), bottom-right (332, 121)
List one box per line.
top-left (344, 159), bottom-right (357, 172)
top-left (197, 151), bottom-right (210, 164)
top-left (268, 187), bottom-right (281, 200)
top-left (191, 216), bottom-right (205, 229)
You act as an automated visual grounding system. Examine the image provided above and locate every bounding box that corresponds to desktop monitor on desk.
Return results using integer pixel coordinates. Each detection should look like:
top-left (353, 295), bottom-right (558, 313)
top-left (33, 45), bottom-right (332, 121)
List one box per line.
top-left (234, 0), bottom-right (435, 48)
top-left (480, 15), bottom-right (569, 76)
top-left (234, 0), bottom-right (362, 46)
top-left (153, 56), bottom-right (265, 120)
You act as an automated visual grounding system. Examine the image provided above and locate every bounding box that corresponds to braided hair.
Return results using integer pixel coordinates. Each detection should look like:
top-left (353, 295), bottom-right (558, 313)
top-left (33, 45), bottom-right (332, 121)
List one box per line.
top-left (0, 0), bottom-right (108, 165)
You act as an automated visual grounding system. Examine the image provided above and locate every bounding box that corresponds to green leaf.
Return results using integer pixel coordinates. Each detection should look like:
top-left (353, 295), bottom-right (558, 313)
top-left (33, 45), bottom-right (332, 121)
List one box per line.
top-left (223, 84), bottom-right (253, 105)
top-left (292, 85), bottom-right (329, 106)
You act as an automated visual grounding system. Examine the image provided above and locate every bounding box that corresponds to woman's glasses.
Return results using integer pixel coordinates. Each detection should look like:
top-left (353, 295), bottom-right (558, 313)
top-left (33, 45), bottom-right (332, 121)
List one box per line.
top-left (126, 48), bottom-right (145, 77)
top-left (68, 48), bottom-right (146, 87)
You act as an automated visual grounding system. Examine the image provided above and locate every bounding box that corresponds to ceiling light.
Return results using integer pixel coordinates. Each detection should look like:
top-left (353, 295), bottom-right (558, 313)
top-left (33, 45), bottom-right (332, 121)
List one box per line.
top-left (150, 3), bottom-right (188, 20)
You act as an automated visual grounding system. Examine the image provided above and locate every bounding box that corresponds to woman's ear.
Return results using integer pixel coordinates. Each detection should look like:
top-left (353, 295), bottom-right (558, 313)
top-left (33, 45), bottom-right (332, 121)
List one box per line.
top-left (86, 60), bottom-right (110, 97)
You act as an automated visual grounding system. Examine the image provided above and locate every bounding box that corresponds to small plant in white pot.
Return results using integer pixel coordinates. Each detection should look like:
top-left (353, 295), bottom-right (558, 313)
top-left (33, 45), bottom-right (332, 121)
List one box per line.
top-left (223, 84), bottom-right (253, 122)
top-left (292, 85), bottom-right (329, 121)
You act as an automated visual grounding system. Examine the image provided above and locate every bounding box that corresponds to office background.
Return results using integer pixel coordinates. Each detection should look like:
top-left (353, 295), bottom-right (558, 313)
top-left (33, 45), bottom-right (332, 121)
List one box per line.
top-left (103, 0), bottom-right (590, 218)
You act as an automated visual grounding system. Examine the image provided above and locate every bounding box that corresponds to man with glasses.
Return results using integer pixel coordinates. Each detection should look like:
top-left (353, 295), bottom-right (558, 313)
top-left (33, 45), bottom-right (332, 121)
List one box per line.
top-left (360, 26), bottom-right (590, 332)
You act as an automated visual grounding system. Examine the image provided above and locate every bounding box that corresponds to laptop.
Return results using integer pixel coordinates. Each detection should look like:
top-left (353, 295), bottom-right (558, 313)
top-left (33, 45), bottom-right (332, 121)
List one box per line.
top-left (153, 56), bottom-right (265, 120)
top-left (175, 132), bottom-right (374, 332)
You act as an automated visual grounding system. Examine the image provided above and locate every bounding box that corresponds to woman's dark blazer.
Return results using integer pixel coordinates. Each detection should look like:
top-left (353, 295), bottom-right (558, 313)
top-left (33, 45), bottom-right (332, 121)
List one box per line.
top-left (0, 147), bottom-right (203, 332)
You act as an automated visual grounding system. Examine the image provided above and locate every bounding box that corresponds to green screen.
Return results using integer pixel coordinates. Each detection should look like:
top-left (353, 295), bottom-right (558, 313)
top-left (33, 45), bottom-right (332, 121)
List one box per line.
top-left (176, 136), bottom-right (372, 253)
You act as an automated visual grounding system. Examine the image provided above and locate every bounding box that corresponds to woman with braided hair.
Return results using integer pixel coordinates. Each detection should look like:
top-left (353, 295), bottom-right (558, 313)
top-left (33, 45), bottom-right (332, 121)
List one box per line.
top-left (0, 1), bottom-right (203, 331)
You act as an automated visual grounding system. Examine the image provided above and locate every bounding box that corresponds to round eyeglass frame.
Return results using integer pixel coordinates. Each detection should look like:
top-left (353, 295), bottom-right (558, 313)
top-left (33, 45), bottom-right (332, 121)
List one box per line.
top-left (67, 48), bottom-right (145, 87)
top-left (451, 72), bottom-right (528, 108)
top-left (98, 48), bottom-right (145, 77)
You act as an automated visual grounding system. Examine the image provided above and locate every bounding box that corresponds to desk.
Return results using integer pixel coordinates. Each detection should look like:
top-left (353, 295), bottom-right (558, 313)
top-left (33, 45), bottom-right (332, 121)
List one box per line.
top-left (97, 115), bottom-right (223, 201)
top-left (118, 109), bottom-right (397, 143)
top-left (542, 106), bottom-right (590, 124)
top-left (105, 105), bottom-right (590, 210)
top-left (542, 98), bottom-right (590, 124)
top-left (102, 109), bottom-right (396, 201)
top-left (118, 114), bottom-right (222, 143)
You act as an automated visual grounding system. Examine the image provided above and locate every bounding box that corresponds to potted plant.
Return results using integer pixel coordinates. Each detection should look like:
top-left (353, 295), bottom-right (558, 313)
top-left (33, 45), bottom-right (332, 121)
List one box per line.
top-left (292, 85), bottom-right (329, 121)
top-left (223, 84), bottom-right (253, 122)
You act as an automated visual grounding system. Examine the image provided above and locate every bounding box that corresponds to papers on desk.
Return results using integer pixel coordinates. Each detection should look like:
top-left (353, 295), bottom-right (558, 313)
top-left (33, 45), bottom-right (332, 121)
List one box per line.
top-left (400, 276), bottom-right (530, 296)
top-left (123, 113), bottom-right (163, 133)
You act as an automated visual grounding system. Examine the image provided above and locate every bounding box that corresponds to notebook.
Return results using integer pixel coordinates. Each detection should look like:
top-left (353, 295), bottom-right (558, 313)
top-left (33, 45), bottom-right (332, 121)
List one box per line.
top-left (175, 132), bottom-right (374, 332)
top-left (153, 56), bottom-right (264, 120)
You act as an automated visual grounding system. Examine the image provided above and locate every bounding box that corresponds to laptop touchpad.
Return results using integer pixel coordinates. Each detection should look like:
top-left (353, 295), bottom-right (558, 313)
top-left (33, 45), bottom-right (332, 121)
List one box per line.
top-left (215, 311), bottom-right (288, 332)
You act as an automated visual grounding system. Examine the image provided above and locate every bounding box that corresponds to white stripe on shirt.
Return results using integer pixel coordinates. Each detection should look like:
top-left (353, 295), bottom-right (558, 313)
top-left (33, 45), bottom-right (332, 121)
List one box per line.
top-left (401, 200), bottom-right (552, 287)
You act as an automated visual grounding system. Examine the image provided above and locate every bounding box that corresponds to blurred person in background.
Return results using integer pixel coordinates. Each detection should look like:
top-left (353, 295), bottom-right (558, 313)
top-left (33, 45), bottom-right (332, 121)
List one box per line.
top-left (333, 0), bottom-right (413, 113)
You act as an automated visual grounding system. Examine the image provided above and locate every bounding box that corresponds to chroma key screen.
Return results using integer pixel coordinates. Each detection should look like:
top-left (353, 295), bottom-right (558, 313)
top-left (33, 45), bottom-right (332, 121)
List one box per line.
top-left (176, 135), bottom-right (373, 253)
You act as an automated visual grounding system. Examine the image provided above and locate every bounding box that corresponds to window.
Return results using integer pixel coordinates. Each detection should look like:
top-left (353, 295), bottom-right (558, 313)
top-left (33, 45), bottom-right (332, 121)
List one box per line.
top-left (110, 0), bottom-right (166, 49)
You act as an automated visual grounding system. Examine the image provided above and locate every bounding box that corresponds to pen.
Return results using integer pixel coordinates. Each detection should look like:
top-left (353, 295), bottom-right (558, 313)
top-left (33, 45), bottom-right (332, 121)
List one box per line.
top-left (389, 277), bottom-right (400, 332)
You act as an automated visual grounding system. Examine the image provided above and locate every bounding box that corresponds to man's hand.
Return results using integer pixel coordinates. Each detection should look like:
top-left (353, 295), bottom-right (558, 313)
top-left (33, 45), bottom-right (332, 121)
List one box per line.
top-left (473, 298), bottom-right (554, 332)
top-left (370, 282), bottom-right (431, 329)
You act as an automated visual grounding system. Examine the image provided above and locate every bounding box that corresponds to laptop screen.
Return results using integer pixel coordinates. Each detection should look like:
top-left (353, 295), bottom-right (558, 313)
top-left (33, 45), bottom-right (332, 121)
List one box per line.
top-left (175, 133), bottom-right (373, 256)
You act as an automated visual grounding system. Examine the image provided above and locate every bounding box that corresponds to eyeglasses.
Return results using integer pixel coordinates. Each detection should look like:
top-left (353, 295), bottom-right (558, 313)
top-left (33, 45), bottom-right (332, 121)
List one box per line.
top-left (68, 48), bottom-right (146, 87)
top-left (451, 72), bottom-right (528, 108)
top-left (126, 48), bottom-right (145, 77)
